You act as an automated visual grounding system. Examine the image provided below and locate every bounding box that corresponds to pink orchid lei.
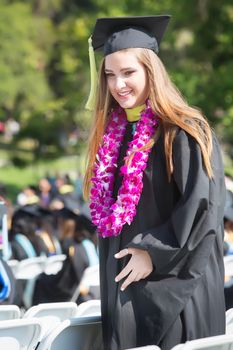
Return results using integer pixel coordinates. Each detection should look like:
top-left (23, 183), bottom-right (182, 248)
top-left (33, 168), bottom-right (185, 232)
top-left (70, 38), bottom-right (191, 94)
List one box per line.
top-left (90, 102), bottom-right (159, 238)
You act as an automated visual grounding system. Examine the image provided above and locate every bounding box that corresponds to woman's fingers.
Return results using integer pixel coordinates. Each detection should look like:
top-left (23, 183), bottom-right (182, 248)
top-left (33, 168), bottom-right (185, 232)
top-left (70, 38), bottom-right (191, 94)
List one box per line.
top-left (114, 248), bottom-right (129, 259)
top-left (115, 263), bottom-right (132, 282)
top-left (114, 247), bottom-right (153, 290)
top-left (120, 271), bottom-right (139, 291)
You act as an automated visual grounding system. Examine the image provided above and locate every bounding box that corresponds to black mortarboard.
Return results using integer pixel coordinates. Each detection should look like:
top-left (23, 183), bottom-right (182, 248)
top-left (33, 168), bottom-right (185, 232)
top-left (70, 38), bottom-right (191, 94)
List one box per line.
top-left (92, 15), bottom-right (171, 56)
top-left (14, 204), bottom-right (52, 219)
top-left (54, 207), bottom-right (78, 220)
top-left (15, 204), bottom-right (41, 218)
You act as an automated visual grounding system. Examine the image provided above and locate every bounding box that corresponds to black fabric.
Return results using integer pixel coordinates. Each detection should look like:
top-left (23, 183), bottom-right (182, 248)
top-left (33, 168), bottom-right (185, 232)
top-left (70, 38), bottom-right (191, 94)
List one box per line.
top-left (91, 15), bottom-right (170, 55)
top-left (10, 240), bottom-right (32, 261)
top-left (98, 124), bottom-right (226, 350)
top-left (225, 284), bottom-right (233, 310)
top-left (104, 28), bottom-right (159, 55)
top-left (33, 243), bottom-right (89, 304)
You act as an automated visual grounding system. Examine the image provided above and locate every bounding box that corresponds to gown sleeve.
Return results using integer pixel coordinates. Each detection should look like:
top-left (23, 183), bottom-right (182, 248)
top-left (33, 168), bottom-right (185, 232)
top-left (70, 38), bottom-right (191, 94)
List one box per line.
top-left (128, 129), bottom-right (226, 275)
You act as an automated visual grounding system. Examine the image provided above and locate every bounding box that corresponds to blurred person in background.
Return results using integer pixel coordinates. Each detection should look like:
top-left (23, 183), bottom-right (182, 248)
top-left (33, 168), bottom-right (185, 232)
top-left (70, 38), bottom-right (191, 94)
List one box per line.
top-left (32, 212), bottom-right (99, 305)
top-left (38, 177), bottom-right (54, 209)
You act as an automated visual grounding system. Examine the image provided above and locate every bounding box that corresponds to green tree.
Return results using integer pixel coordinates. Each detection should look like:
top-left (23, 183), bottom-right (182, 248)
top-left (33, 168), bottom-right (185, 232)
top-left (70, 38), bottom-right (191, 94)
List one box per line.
top-left (0, 2), bottom-right (54, 116)
top-left (0, 0), bottom-right (232, 165)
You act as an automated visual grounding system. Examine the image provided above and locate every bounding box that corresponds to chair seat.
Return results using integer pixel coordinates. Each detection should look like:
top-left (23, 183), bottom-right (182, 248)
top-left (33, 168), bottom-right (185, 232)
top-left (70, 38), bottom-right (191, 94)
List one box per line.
top-left (0, 318), bottom-right (42, 350)
top-left (0, 305), bottom-right (20, 321)
top-left (0, 337), bottom-right (20, 350)
top-left (36, 315), bottom-right (103, 350)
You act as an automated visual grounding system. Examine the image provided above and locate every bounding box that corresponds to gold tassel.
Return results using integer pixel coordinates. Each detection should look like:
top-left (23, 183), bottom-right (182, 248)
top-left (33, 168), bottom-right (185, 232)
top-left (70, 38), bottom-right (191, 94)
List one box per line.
top-left (85, 36), bottom-right (98, 111)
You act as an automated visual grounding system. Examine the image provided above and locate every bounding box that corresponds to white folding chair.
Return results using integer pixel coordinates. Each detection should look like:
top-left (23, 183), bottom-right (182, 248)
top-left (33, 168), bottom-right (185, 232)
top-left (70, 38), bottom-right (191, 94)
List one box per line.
top-left (0, 337), bottom-right (20, 350)
top-left (224, 256), bottom-right (233, 278)
top-left (0, 305), bottom-right (21, 320)
top-left (71, 264), bottom-right (100, 302)
top-left (14, 257), bottom-right (47, 280)
top-left (126, 346), bottom-right (161, 349)
top-left (36, 315), bottom-right (103, 350)
top-left (14, 257), bottom-right (47, 309)
top-left (226, 308), bottom-right (233, 325)
top-left (6, 260), bottom-right (19, 276)
top-left (23, 302), bottom-right (78, 320)
top-left (0, 318), bottom-right (42, 350)
top-left (43, 254), bottom-right (66, 275)
top-left (226, 308), bottom-right (233, 334)
top-left (23, 301), bottom-right (78, 340)
top-left (75, 300), bottom-right (101, 317)
top-left (171, 333), bottom-right (233, 349)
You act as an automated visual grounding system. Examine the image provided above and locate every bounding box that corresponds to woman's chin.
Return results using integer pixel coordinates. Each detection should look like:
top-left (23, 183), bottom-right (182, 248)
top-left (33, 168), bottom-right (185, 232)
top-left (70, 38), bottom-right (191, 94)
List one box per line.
top-left (117, 99), bottom-right (138, 109)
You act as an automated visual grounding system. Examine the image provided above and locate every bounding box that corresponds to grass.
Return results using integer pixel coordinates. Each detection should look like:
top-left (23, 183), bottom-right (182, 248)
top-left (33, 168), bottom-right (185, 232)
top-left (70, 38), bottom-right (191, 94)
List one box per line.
top-left (0, 154), bottom-right (86, 203)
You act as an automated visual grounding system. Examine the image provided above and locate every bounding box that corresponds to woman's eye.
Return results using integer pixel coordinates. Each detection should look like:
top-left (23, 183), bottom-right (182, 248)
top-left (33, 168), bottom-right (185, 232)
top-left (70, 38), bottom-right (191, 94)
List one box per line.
top-left (105, 73), bottom-right (114, 78)
top-left (124, 70), bottom-right (134, 76)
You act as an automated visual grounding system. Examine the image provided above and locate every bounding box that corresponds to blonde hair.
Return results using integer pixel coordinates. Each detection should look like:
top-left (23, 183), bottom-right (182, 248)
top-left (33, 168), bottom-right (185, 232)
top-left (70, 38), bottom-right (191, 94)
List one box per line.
top-left (83, 48), bottom-right (213, 198)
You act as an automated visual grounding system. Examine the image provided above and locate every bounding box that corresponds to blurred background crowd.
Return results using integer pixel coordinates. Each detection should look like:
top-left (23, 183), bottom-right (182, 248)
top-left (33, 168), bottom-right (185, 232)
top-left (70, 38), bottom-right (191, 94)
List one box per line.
top-left (0, 172), bottom-right (100, 309)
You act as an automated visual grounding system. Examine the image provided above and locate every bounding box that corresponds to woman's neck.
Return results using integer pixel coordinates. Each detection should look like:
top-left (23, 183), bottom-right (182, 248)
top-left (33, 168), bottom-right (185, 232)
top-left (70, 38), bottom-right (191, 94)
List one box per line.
top-left (124, 104), bottom-right (146, 122)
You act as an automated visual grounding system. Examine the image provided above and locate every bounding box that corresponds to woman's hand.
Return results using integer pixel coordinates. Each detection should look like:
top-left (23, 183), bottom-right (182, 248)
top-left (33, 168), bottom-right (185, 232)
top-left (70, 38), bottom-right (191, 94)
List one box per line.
top-left (114, 247), bottom-right (153, 291)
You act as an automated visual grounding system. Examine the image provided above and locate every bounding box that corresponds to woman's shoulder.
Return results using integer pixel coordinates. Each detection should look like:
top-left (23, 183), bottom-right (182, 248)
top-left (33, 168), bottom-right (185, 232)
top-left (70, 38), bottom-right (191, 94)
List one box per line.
top-left (173, 126), bottom-right (217, 150)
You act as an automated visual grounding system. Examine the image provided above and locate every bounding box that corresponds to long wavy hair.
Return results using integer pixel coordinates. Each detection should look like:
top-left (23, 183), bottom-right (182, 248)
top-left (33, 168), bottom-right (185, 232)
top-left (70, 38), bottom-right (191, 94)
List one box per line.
top-left (83, 48), bottom-right (213, 198)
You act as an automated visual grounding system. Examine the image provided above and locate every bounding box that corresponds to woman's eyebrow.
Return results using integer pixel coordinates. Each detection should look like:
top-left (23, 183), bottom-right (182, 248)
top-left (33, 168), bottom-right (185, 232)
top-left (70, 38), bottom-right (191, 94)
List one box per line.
top-left (105, 67), bottom-right (134, 73)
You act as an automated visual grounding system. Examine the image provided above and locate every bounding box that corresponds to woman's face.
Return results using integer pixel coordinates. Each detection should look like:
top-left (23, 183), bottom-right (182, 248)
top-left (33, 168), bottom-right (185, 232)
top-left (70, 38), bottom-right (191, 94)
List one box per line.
top-left (104, 49), bottom-right (149, 109)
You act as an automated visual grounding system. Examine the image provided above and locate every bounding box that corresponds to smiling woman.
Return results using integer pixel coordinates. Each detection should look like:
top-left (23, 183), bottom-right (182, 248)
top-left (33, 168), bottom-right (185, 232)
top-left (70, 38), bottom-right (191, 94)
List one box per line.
top-left (84, 15), bottom-right (226, 350)
top-left (104, 50), bottom-right (149, 109)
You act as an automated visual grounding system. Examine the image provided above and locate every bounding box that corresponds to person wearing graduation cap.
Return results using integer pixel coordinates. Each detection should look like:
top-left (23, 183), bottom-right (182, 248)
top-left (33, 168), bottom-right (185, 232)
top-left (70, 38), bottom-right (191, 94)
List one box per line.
top-left (83, 15), bottom-right (226, 350)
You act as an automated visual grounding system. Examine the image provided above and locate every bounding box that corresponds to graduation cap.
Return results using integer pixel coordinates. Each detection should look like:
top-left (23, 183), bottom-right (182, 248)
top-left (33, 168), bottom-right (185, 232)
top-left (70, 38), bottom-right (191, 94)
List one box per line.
top-left (54, 207), bottom-right (78, 220)
top-left (92, 15), bottom-right (170, 55)
top-left (15, 204), bottom-right (41, 218)
top-left (85, 15), bottom-right (171, 110)
top-left (14, 204), bottom-right (53, 219)
top-left (75, 214), bottom-right (96, 235)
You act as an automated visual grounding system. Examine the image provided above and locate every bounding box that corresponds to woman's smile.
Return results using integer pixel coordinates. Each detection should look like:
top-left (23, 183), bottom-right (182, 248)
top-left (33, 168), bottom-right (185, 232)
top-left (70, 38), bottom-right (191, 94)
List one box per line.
top-left (104, 49), bottom-right (149, 109)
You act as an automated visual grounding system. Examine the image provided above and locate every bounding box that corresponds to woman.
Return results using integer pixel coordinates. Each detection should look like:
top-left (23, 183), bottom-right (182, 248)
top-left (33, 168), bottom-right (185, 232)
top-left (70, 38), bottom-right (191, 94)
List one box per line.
top-left (84, 15), bottom-right (226, 350)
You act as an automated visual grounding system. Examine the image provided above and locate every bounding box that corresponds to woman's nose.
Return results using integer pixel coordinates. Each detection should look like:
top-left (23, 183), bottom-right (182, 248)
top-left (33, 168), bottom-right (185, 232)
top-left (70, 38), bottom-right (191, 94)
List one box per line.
top-left (115, 77), bottom-right (126, 90)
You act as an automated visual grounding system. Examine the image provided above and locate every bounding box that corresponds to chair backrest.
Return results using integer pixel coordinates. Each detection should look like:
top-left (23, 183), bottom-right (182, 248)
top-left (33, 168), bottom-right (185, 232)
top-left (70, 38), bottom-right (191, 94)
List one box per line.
top-left (43, 254), bottom-right (67, 275)
top-left (36, 315), bottom-right (103, 350)
top-left (0, 305), bottom-right (21, 320)
top-left (23, 302), bottom-right (80, 343)
top-left (0, 337), bottom-right (20, 350)
top-left (6, 259), bottom-right (19, 275)
top-left (226, 308), bottom-right (233, 325)
top-left (126, 346), bottom-right (161, 349)
top-left (81, 265), bottom-right (100, 286)
top-left (14, 256), bottom-right (46, 279)
top-left (226, 308), bottom-right (233, 334)
top-left (75, 300), bottom-right (101, 317)
top-left (71, 264), bottom-right (99, 302)
top-left (170, 333), bottom-right (233, 349)
top-left (0, 318), bottom-right (42, 350)
top-left (224, 255), bottom-right (233, 277)
top-left (23, 301), bottom-right (78, 320)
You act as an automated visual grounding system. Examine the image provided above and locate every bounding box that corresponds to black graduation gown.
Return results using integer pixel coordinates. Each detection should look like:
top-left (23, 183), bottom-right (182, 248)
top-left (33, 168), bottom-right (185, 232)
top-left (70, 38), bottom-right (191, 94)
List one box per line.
top-left (32, 242), bottom-right (89, 304)
top-left (98, 123), bottom-right (226, 350)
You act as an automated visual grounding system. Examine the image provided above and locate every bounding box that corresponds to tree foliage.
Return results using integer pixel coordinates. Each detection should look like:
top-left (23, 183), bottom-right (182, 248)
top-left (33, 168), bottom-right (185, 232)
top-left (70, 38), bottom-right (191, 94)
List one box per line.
top-left (0, 0), bottom-right (232, 163)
